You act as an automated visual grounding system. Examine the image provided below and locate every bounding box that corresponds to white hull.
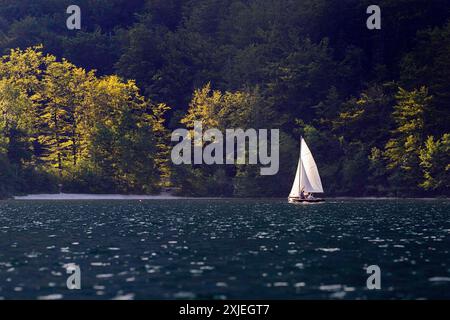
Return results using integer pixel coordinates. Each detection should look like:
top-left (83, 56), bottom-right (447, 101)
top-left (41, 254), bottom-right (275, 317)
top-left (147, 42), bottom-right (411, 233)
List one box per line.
top-left (288, 197), bottom-right (324, 204)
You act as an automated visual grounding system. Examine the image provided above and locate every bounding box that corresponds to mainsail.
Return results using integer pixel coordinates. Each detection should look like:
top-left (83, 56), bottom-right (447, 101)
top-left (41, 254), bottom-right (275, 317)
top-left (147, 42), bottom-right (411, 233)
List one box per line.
top-left (289, 138), bottom-right (324, 197)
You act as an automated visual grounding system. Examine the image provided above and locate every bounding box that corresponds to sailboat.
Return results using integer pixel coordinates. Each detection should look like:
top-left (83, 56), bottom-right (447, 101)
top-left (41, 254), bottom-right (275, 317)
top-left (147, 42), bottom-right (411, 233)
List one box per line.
top-left (288, 137), bottom-right (325, 203)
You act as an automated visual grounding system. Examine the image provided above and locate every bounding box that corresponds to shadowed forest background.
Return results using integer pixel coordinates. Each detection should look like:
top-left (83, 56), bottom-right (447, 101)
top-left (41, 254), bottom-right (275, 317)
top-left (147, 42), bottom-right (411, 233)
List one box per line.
top-left (0, 0), bottom-right (449, 198)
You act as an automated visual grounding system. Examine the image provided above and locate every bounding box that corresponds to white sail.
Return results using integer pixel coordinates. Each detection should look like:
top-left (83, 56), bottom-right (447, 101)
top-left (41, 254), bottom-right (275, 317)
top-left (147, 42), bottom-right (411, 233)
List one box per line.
top-left (300, 138), bottom-right (323, 193)
top-left (289, 155), bottom-right (302, 197)
top-left (289, 138), bottom-right (324, 197)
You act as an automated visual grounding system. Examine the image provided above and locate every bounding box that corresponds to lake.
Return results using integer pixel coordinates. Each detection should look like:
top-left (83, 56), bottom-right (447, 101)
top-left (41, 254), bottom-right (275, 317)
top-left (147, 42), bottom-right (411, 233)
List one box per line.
top-left (0, 199), bottom-right (449, 300)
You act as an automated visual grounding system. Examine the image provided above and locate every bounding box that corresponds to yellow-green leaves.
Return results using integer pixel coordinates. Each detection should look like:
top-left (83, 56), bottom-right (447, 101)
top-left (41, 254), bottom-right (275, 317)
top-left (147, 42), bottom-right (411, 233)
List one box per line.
top-left (0, 46), bottom-right (169, 193)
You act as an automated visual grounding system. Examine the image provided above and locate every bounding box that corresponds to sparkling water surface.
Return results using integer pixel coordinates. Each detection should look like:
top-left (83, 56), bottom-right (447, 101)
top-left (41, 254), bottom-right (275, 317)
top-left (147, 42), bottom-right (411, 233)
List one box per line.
top-left (0, 199), bottom-right (449, 299)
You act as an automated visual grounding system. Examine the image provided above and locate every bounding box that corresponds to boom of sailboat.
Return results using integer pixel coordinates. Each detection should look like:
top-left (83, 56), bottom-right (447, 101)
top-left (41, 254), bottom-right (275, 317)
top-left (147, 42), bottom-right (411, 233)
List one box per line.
top-left (288, 137), bottom-right (325, 203)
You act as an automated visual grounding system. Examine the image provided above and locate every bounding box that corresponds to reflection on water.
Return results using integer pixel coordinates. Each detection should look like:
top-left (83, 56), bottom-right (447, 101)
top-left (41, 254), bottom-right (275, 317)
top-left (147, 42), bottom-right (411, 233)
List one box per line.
top-left (0, 199), bottom-right (449, 299)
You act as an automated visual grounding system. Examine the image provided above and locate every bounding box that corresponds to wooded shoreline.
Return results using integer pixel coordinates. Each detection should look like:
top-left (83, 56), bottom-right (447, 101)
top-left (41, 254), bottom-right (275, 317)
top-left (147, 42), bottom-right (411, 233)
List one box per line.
top-left (5, 194), bottom-right (448, 201)
top-left (1, 1), bottom-right (449, 198)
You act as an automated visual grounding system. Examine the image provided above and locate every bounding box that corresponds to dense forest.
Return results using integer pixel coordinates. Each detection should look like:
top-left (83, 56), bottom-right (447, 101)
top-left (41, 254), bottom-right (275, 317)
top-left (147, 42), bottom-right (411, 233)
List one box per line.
top-left (0, 0), bottom-right (449, 198)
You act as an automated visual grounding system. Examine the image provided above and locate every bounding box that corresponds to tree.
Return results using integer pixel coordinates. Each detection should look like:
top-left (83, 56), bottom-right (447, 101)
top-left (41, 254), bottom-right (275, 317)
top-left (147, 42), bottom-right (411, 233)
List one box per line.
top-left (0, 79), bottom-right (33, 164)
top-left (384, 87), bottom-right (431, 193)
top-left (84, 75), bottom-right (168, 193)
top-left (38, 59), bottom-right (95, 173)
top-left (334, 84), bottom-right (394, 147)
top-left (419, 134), bottom-right (450, 193)
top-left (0, 46), bottom-right (169, 194)
top-left (368, 147), bottom-right (389, 195)
top-left (400, 22), bottom-right (450, 136)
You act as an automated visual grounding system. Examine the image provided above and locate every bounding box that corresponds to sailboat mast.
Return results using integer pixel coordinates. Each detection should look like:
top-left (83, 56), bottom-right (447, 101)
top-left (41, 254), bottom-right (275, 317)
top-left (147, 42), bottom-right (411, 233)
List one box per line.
top-left (299, 137), bottom-right (303, 193)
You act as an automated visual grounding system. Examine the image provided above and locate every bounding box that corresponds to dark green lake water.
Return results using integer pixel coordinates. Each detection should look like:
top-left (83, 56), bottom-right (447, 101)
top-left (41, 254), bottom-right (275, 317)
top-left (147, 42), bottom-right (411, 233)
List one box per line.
top-left (0, 199), bottom-right (449, 300)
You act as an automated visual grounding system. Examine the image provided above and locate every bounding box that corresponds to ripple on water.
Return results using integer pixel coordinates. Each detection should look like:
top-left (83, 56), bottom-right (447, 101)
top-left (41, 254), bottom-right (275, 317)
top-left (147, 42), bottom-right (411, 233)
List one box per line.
top-left (38, 294), bottom-right (63, 300)
top-left (96, 274), bottom-right (114, 279)
top-left (174, 292), bottom-right (196, 299)
top-left (113, 293), bottom-right (135, 300)
top-left (91, 262), bottom-right (110, 267)
top-left (316, 248), bottom-right (340, 252)
top-left (429, 277), bottom-right (450, 283)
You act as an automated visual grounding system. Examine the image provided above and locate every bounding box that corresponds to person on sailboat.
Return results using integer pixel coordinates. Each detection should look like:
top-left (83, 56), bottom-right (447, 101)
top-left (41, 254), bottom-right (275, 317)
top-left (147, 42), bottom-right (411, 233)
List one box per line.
top-left (300, 187), bottom-right (305, 199)
top-left (307, 193), bottom-right (314, 200)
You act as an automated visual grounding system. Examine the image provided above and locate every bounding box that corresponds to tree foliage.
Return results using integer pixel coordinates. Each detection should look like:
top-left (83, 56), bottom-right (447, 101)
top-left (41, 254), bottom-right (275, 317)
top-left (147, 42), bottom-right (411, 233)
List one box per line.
top-left (0, 47), bottom-right (168, 196)
top-left (0, 1), bottom-right (449, 197)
